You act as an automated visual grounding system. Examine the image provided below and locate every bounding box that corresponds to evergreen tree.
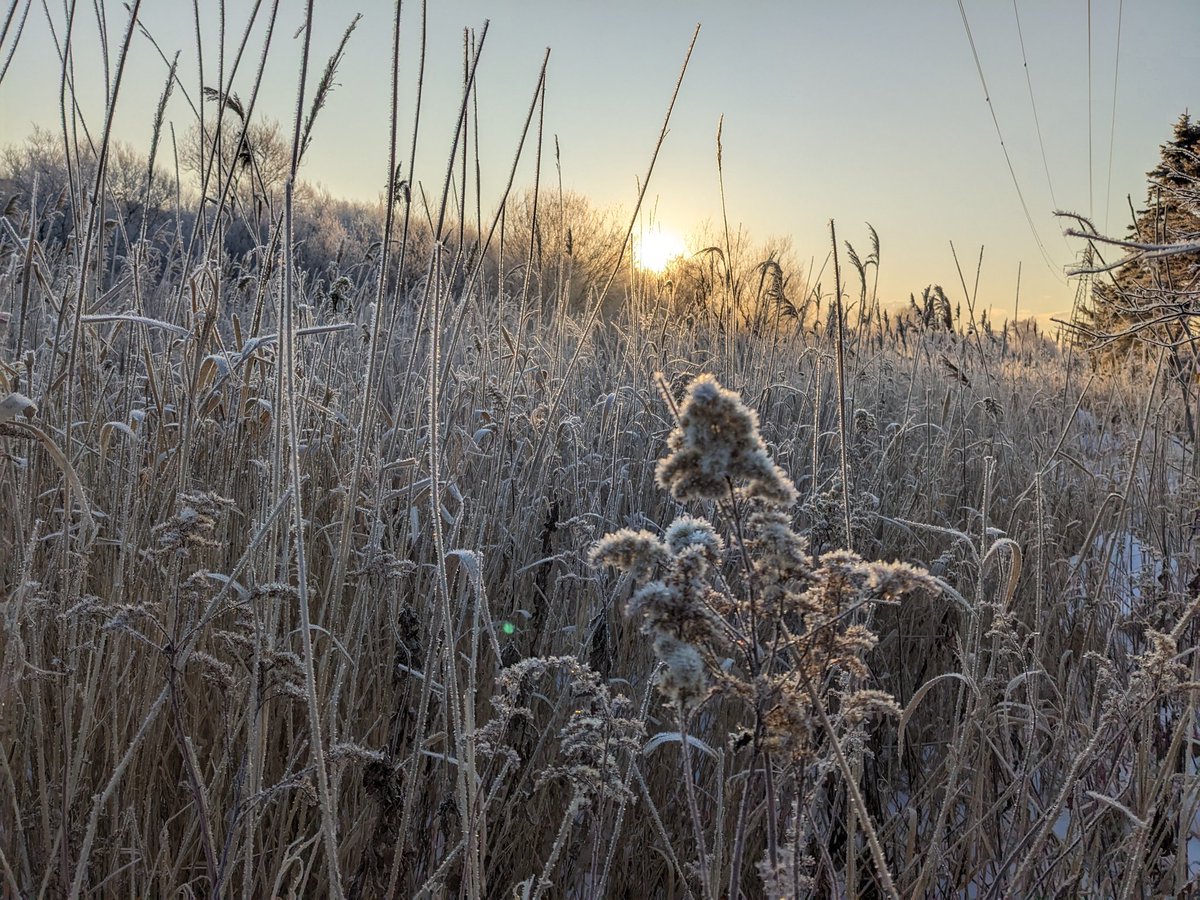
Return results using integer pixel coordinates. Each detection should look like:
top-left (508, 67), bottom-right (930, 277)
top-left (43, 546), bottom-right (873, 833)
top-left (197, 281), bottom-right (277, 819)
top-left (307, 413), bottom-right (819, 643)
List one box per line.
top-left (1085, 112), bottom-right (1200, 343)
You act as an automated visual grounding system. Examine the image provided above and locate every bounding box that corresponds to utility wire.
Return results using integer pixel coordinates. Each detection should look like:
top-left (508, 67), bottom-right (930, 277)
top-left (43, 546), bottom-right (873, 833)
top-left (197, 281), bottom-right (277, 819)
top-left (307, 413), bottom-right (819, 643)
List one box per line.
top-left (1087, 0), bottom-right (1094, 218)
top-left (1103, 0), bottom-right (1124, 230)
top-left (955, 0), bottom-right (1063, 279)
top-left (1012, 0), bottom-right (1058, 209)
top-left (1011, 0), bottom-right (1072, 254)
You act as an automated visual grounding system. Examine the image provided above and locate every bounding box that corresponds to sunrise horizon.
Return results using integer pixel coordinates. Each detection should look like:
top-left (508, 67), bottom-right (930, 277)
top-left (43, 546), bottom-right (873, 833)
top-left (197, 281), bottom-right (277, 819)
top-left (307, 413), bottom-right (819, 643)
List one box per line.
top-left (2, 2), bottom-right (1196, 321)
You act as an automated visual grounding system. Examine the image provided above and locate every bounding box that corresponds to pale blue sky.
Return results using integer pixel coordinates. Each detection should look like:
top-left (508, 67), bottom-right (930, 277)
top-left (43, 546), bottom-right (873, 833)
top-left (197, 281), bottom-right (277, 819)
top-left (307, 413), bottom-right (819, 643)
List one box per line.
top-left (2, 1), bottom-right (1196, 317)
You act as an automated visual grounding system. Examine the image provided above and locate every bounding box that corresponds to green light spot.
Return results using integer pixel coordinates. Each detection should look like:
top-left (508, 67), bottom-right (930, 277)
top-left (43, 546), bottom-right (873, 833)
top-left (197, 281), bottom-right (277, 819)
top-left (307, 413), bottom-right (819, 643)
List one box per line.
top-left (501, 621), bottom-right (515, 635)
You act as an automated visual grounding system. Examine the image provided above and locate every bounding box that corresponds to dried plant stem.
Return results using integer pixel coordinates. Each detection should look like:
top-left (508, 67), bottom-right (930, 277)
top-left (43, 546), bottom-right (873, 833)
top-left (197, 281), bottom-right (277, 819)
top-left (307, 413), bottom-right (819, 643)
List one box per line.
top-left (596, 677), bottom-right (660, 897)
top-left (634, 764), bottom-right (698, 900)
top-left (528, 23), bottom-right (700, 476)
top-left (280, 1), bottom-right (341, 893)
top-left (830, 219), bottom-right (853, 553)
top-left (533, 793), bottom-right (585, 899)
top-left (61, 0), bottom-right (142, 464)
top-left (1001, 722), bottom-right (1109, 895)
top-left (392, 29), bottom-right (490, 893)
top-left (799, 668), bottom-right (899, 900)
top-left (680, 710), bottom-right (716, 900)
top-left (726, 743), bottom-right (758, 898)
top-left (325, 0), bottom-right (404, 620)
top-left (64, 488), bottom-right (292, 897)
top-left (168, 665), bottom-right (220, 893)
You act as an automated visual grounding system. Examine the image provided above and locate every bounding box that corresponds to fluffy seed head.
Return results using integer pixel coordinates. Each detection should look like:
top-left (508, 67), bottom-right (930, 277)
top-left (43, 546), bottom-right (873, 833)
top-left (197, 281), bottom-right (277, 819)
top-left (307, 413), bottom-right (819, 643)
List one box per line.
top-left (588, 528), bottom-right (670, 582)
top-left (653, 634), bottom-right (708, 706)
top-left (663, 515), bottom-right (724, 559)
top-left (655, 374), bottom-right (798, 507)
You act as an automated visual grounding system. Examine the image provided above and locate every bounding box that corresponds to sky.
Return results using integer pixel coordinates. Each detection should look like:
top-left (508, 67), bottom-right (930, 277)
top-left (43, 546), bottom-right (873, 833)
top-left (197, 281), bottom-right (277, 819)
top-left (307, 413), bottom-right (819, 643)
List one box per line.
top-left (1, 1), bottom-right (1197, 320)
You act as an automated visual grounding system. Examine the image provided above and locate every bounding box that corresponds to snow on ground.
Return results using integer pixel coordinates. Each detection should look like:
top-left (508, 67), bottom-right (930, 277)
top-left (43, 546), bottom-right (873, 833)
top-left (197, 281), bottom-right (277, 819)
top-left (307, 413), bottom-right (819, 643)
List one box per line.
top-left (1069, 530), bottom-right (1175, 619)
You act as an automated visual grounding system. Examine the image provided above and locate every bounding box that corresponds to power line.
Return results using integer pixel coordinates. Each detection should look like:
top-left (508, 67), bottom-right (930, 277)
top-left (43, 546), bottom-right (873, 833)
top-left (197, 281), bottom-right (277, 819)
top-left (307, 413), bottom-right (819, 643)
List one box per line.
top-left (1012, 0), bottom-right (1058, 209)
top-left (954, 0), bottom-right (1063, 280)
top-left (1103, 0), bottom-right (1124, 230)
top-left (1087, 0), bottom-right (1094, 218)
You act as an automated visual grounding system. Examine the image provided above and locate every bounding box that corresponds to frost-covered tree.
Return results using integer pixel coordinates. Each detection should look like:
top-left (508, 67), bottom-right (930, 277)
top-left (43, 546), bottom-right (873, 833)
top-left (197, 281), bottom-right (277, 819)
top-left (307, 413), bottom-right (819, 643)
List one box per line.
top-left (1, 126), bottom-right (174, 244)
top-left (1083, 112), bottom-right (1200, 342)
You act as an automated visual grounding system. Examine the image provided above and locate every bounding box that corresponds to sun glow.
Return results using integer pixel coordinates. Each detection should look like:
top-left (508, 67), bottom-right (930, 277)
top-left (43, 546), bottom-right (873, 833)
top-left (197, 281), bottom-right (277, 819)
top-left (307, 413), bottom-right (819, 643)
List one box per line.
top-left (633, 228), bottom-right (687, 273)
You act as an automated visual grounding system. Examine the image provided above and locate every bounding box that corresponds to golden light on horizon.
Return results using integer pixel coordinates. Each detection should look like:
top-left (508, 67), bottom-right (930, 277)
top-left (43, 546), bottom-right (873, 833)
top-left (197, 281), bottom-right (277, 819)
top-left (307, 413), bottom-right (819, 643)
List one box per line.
top-left (633, 228), bottom-right (687, 273)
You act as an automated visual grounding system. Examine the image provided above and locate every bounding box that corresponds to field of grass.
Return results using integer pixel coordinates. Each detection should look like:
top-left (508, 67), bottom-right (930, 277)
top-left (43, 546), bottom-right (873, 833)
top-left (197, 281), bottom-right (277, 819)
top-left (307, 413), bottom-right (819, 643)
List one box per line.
top-left (2, 7), bottom-right (1200, 899)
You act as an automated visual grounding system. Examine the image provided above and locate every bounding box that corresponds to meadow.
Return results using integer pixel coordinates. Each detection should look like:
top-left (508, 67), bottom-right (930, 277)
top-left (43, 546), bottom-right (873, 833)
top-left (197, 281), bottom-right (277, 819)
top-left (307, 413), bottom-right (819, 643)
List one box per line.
top-left (2, 8), bottom-right (1199, 900)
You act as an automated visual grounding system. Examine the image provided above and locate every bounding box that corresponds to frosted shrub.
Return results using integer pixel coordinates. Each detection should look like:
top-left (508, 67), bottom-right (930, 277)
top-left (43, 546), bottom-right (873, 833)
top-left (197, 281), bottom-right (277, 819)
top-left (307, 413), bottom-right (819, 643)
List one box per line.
top-left (474, 655), bottom-right (644, 897)
top-left (479, 654), bottom-right (642, 806)
top-left (591, 373), bottom-right (939, 898)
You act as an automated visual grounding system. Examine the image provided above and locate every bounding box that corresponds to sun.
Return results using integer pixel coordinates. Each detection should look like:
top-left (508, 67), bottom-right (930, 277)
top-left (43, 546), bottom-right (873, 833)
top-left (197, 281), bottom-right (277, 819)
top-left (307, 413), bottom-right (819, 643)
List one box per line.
top-left (633, 228), bottom-right (687, 273)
